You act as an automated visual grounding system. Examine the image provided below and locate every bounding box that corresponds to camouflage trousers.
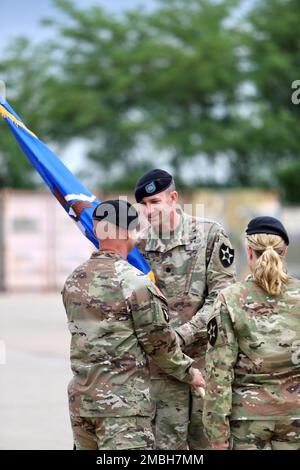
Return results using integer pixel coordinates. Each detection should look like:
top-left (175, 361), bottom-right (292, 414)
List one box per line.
top-left (231, 419), bottom-right (300, 450)
top-left (71, 415), bottom-right (155, 450)
top-left (150, 378), bottom-right (209, 450)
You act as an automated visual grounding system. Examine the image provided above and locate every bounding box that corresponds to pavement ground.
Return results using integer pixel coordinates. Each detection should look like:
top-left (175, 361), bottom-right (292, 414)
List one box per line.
top-left (0, 293), bottom-right (73, 450)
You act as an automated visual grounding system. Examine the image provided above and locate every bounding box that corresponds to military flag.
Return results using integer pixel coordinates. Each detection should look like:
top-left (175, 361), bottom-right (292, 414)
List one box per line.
top-left (0, 96), bottom-right (154, 281)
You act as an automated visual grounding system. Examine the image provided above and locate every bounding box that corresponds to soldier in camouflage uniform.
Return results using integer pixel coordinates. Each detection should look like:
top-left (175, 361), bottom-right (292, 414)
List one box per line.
top-left (203, 216), bottom-right (300, 450)
top-left (62, 199), bottom-right (204, 450)
top-left (134, 169), bottom-right (236, 449)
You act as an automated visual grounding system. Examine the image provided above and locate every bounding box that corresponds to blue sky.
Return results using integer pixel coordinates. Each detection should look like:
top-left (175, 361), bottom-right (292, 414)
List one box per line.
top-left (1, 0), bottom-right (157, 50)
top-left (1, 0), bottom-right (253, 54)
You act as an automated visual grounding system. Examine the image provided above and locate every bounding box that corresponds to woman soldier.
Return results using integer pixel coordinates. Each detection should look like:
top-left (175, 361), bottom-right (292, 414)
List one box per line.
top-left (203, 216), bottom-right (300, 450)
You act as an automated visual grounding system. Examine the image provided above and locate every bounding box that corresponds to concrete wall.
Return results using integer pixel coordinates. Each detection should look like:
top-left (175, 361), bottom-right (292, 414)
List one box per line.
top-left (0, 190), bottom-right (93, 291)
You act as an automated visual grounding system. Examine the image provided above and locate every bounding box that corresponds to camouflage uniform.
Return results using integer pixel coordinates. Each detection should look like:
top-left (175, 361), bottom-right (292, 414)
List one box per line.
top-left (62, 251), bottom-right (195, 450)
top-left (136, 211), bottom-right (236, 449)
top-left (203, 276), bottom-right (300, 450)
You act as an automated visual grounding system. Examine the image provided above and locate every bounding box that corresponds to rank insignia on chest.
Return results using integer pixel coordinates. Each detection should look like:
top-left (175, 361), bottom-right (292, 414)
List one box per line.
top-left (219, 243), bottom-right (235, 268)
top-left (207, 318), bottom-right (218, 346)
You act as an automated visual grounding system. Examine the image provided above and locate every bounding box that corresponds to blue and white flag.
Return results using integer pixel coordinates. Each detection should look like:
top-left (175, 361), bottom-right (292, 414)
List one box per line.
top-left (0, 96), bottom-right (154, 281)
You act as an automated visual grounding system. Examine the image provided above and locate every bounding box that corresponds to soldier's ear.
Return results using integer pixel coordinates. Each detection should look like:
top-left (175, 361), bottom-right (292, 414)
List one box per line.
top-left (170, 191), bottom-right (178, 204)
top-left (246, 244), bottom-right (254, 261)
top-left (280, 245), bottom-right (288, 257)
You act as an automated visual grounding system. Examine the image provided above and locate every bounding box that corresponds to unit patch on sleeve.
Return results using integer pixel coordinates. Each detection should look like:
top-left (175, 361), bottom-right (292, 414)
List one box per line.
top-left (219, 243), bottom-right (235, 268)
top-left (207, 318), bottom-right (218, 346)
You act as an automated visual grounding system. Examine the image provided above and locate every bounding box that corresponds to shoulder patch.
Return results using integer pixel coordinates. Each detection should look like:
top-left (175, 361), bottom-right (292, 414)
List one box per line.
top-left (219, 243), bottom-right (235, 268)
top-left (207, 317), bottom-right (218, 346)
top-left (161, 305), bottom-right (169, 322)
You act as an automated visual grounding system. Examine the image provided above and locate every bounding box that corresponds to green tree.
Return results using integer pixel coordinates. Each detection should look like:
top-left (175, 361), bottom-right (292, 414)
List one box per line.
top-left (35, 0), bottom-right (245, 186)
top-left (242, 0), bottom-right (300, 192)
top-left (1, 0), bottom-right (300, 193)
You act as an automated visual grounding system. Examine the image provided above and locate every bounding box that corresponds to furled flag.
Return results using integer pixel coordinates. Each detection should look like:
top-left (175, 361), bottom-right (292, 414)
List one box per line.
top-left (0, 95), bottom-right (154, 282)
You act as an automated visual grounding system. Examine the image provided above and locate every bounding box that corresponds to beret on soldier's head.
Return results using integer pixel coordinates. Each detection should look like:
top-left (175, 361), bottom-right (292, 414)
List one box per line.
top-left (134, 169), bottom-right (173, 203)
top-left (246, 216), bottom-right (289, 245)
top-left (92, 199), bottom-right (138, 230)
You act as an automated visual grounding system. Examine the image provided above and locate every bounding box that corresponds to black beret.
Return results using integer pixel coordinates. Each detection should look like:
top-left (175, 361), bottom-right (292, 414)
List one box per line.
top-left (92, 199), bottom-right (138, 230)
top-left (246, 216), bottom-right (289, 245)
top-left (135, 169), bottom-right (173, 203)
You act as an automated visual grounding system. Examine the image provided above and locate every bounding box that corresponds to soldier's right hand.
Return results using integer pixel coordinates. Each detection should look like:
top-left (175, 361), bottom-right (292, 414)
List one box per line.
top-left (211, 440), bottom-right (230, 450)
top-left (189, 368), bottom-right (205, 388)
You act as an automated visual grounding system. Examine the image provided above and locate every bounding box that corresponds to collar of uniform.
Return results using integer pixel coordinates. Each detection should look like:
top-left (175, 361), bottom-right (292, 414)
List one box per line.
top-left (144, 211), bottom-right (194, 252)
top-left (90, 250), bottom-right (124, 261)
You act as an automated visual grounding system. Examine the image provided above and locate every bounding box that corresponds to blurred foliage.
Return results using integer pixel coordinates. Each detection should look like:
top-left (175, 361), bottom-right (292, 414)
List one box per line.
top-left (0, 38), bottom-right (57, 188)
top-left (244, 0), bottom-right (300, 196)
top-left (276, 162), bottom-right (300, 205)
top-left (0, 0), bottom-right (300, 199)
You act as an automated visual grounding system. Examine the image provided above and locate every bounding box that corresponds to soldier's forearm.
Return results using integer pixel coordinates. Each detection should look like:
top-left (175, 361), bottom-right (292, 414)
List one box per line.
top-left (203, 412), bottom-right (231, 446)
top-left (203, 348), bottom-right (236, 445)
top-left (156, 354), bottom-right (195, 383)
top-left (175, 273), bottom-right (236, 347)
top-left (203, 378), bottom-right (232, 445)
top-left (149, 340), bottom-right (195, 383)
top-left (203, 383), bottom-right (232, 444)
top-left (175, 302), bottom-right (213, 347)
top-left (136, 325), bottom-right (195, 383)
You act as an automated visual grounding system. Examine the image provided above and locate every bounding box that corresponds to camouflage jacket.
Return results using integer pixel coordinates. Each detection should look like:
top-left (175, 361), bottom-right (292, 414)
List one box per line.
top-left (62, 251), bottom-right (194, 418)
top-left (203, 276), bottom-right (300, 444)
top-left (136, 211), bottom-right (236, 376)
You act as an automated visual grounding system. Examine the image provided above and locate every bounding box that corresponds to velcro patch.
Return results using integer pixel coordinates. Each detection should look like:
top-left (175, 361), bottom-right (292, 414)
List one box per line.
top-left (162, 306), bottom-right (169, 322)
top-left (219, 243), bottom-right (235, 268)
